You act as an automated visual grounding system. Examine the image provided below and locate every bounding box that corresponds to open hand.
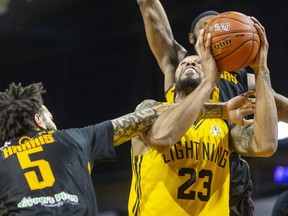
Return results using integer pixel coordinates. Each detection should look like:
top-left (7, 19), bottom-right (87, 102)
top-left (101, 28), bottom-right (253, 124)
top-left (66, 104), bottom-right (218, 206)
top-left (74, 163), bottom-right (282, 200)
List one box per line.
top-left (226, 91), bottom-right (256, 126)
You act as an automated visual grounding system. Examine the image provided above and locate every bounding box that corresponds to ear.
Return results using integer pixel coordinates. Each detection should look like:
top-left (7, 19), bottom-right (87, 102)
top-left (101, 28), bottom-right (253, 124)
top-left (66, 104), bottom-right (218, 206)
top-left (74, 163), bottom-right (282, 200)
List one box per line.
top-left (188, 32), bottom-right (195, 45)
top-left (34, 114), bottom-right (46, 130)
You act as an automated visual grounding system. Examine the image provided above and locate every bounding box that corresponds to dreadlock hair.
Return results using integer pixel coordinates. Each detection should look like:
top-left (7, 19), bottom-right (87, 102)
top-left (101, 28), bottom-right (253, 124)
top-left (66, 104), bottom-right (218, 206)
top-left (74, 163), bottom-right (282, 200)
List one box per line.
top-left (0, 82), bottom-right (46, 147)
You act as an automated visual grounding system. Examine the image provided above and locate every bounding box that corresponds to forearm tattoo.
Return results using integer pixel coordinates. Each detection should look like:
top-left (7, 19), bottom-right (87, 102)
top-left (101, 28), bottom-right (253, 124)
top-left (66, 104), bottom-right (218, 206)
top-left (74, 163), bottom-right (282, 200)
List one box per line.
top-left (112, 108), bottom-right (158, 146)
top-left (261, 72), bottom-right (272, 88)
top-left (230, 125), bottom-right (254, 154)
top-left (198, 104), bottom-right (227, 119)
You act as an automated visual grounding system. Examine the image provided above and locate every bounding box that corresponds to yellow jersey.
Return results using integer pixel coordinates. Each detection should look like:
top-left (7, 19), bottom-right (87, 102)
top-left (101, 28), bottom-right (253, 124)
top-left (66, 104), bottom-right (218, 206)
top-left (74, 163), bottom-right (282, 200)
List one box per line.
top-left (128, 118), bottom-right (230, 216)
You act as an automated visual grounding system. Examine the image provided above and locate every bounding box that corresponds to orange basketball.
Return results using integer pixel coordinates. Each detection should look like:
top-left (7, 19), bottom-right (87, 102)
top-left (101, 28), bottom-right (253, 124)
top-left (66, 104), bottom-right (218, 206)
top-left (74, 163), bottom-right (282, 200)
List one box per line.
top-left (203, 11), bottom-right (260, 71)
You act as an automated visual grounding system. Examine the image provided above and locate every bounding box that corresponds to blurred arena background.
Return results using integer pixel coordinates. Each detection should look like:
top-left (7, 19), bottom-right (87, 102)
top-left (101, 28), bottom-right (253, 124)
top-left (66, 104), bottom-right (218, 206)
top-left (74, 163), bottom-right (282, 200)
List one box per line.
top-left (0, 0), bottom-right (287, 215)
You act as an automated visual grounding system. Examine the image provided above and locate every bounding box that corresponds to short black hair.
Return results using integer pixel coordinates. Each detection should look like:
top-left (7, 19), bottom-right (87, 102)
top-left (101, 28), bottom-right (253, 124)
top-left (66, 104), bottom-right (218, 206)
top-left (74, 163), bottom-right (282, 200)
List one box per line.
top-left (0, 82), bottom-right (46, 146)
top-left (190, 10), bottom-right (219, 33)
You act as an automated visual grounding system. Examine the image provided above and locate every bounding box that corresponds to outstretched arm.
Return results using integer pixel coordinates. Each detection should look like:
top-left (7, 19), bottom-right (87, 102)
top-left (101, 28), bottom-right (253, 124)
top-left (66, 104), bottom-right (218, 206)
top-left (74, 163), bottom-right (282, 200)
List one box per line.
top-left (111, 101), bottom-right (170, 146)
top-left (137, 0), bottom-right (187, 91)
top-left (230, 17), bottom-right (278, 157)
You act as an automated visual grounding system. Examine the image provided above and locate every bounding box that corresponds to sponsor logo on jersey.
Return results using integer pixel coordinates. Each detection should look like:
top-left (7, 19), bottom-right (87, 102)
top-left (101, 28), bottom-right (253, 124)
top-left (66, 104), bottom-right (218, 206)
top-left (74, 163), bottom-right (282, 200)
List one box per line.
top-left (1, 130), bottom-right (55, 159)
top-left (17, 191), bottom-right (79, 208)
top-left (210, 125), bottom-right (221, 136)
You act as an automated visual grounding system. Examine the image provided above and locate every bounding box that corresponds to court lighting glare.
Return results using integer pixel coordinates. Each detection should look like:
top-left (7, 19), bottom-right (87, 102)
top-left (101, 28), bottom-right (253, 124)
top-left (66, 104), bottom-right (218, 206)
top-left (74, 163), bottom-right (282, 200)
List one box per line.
top-left (278, 121), bottom-right (288, 140)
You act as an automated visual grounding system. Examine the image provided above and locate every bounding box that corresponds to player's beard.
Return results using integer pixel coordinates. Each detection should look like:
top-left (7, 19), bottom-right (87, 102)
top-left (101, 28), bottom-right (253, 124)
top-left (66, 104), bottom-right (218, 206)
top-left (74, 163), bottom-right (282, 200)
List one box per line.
top-left (175, 76), bottom-right (202, 95)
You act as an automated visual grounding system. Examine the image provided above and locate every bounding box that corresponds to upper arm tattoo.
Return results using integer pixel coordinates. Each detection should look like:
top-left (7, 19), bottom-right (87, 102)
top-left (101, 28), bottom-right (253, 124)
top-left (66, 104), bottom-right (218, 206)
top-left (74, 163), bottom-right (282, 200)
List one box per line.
top-left (230, 125), bottom-right (254, 155)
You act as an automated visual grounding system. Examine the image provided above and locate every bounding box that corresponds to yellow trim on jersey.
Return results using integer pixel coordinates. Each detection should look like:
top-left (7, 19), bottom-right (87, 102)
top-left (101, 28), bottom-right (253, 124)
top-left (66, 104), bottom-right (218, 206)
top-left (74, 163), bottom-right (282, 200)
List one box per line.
top-left (165, 85), bottom-right (218, 104)
top-left (165, 85), bottom-right (176, 103)
top-left (165, 71), bottom-right (236, 103)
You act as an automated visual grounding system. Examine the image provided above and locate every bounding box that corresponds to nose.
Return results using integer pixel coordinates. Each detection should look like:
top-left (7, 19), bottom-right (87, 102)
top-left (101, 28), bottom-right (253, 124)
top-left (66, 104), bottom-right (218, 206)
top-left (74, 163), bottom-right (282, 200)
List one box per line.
top-left (186, 61), bottom-right (197, 67)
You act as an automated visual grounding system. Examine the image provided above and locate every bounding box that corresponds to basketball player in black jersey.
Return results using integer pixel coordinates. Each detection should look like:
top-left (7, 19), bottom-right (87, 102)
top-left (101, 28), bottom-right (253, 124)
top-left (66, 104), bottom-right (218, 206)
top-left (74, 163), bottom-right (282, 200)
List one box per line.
top-left (189, 11), bottom-right (256, 216)
top-left (0, 82), bottom-right (171, 216)
top-left (135, 1), bottom-right (288, 215)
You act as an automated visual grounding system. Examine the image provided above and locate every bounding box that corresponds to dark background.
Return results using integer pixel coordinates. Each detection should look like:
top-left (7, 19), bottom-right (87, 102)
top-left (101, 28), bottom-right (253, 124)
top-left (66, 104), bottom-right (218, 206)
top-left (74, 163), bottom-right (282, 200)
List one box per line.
top-left (0, 0), bottom-right (287, 214)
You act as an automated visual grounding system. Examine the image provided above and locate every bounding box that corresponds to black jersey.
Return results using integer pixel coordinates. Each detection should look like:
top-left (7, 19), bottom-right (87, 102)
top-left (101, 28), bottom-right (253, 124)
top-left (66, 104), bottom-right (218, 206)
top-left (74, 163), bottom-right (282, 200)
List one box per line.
top-left (210, 69), bottom-right (248, 103)
top-left (183, 53), bottom-right (248, 102)
top-left (0, 120), bottom-right (116, 216)
top-left (214, 69), bottom-right (254, 216)
top-left (209, 69), bottom-right (249, 159)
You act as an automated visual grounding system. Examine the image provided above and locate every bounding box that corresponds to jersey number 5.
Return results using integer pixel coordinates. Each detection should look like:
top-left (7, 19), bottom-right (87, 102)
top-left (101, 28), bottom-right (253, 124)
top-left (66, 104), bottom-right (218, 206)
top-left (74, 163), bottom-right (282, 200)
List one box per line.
top-left (178, 167), bottom-right (212, 201)
top-left (17, 146), bottom-right (55, 190)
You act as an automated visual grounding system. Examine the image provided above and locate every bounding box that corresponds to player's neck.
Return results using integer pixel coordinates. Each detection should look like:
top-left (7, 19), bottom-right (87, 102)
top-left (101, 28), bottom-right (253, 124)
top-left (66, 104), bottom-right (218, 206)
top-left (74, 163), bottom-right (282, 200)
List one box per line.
top-left (175, 91), bottom-right (191, 102)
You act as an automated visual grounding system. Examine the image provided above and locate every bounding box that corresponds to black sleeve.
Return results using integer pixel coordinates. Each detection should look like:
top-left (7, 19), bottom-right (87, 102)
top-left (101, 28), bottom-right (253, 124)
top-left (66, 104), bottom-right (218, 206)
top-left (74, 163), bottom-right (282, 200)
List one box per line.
top-left (56, 120), bottom-right (117, 163)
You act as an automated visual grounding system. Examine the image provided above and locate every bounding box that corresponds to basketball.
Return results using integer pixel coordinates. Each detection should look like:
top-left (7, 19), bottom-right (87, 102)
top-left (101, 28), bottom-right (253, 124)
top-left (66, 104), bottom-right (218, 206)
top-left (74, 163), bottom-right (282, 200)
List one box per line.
top-left (203, 11), bottom-right (260, 71)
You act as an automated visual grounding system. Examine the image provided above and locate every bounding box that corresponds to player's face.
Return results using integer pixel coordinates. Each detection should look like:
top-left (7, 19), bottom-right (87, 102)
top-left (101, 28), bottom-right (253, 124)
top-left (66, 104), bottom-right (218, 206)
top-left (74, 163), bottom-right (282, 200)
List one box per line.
top-left (40, 105), bottom-right (57, 130)
top-left (175, 55), bottom-right (203, 91)
top-left (193, 15), bottom-right (216, 39)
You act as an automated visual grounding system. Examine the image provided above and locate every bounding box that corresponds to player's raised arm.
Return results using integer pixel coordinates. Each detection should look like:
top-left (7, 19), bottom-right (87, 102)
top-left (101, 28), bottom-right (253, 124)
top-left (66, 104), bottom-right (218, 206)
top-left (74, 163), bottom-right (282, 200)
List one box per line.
top-left (230, 17), bottom-right (278, 157)
top-left (137, 0), bottom-right (187, 91)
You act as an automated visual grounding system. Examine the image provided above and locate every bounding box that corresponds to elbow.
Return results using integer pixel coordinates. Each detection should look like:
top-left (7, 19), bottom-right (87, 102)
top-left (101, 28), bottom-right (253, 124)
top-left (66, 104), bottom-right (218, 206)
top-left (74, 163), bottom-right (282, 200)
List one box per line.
top-left (258, 134), bottom-right (279, 157)
top-left (137, 0), bottom-right (151, 6)
top-left (148, 134), bottom-right (178, 154)
top-left (251, 125), bottom-right (278, 157)
top-left (262, 140), bottom-right (278, 157)
top-left (251, 140), bottom-right (278, 157)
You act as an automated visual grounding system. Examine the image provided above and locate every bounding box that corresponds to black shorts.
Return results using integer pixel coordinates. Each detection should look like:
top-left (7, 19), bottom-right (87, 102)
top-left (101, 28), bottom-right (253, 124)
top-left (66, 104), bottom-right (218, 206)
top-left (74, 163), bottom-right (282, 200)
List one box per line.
top-left (229, 153), bottom-right (254, 216)
top-left (271, 190), bottom-right (288, 216)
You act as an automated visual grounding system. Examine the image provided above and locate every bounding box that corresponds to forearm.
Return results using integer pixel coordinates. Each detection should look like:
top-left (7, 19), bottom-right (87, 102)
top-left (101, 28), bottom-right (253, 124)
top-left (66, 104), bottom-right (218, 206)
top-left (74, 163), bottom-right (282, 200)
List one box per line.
top-left (231, 71), bottom-right (277, 157)
top-left (252, 70), bottom-right (278, 156)
top-left (143, 78), bottom-right (216, 151)
top-left (112, 98), bottom-right (229, 146)
top-left (198, 102), bottom-right (228, 119)
top-left (137, 0), bottom-right (186, 91)
top-left (112, 103), bottom-right (170, 146)
top-left (137, 0), bottom-right (174, 63)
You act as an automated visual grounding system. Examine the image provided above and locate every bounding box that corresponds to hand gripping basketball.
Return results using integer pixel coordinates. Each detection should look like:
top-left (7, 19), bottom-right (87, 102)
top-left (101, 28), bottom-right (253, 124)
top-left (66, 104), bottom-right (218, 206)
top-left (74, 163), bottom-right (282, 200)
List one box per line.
top-left (203, 11), bottom-right (260, 72)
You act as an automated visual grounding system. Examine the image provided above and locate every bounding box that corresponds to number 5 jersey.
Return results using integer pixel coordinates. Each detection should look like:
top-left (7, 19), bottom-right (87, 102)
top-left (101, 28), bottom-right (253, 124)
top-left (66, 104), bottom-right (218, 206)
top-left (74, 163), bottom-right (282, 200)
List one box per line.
top-left (0, 120), bottom-right (116, 216)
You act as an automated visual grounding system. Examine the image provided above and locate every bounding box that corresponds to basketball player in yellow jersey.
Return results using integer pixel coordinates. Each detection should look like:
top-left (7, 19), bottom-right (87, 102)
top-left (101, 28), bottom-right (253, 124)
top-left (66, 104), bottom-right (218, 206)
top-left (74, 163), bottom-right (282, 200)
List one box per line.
top-left (134, 1), bottom-right (288, 214)
top-left (128, 21), bottom-right (278, 215)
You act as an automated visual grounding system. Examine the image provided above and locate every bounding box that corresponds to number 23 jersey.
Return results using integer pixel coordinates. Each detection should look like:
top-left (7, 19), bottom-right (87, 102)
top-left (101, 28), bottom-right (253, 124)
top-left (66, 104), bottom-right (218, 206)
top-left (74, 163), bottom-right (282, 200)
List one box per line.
top-left (128, 118), bottom-right (230, 216)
